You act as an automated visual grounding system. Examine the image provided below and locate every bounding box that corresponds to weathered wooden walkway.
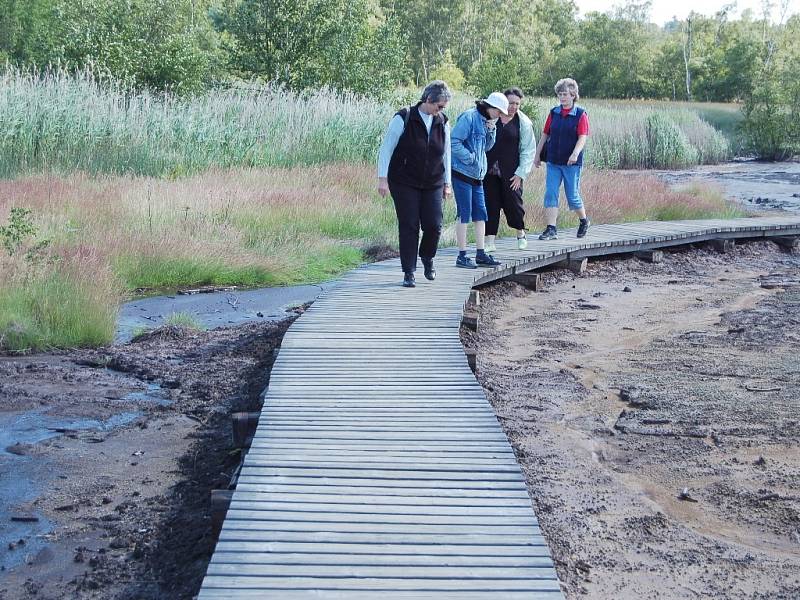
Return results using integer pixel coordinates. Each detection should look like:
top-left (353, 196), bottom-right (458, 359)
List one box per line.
top-left (199, 216), bottom-right (800, 599)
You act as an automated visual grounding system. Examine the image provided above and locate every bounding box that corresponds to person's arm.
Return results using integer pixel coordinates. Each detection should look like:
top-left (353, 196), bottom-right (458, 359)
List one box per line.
top-left (443, 122), bottom-right (452, 197)
top-left (568, 135), bottom-right (587, 166)
top-left (450, 114), bottom-right (476, 165)
top-left (567, 112), bottom-right (589, 166)
top-left (515, 113), bottom-right (536, 180)
top-left (533, 112), bottom-right (552, 169)
top-left (377, 115), bottom-right (404, 196)
top-left (484, 122), bottom-right (497, 153)
top-left (533, 132), bottom-right (549, 169)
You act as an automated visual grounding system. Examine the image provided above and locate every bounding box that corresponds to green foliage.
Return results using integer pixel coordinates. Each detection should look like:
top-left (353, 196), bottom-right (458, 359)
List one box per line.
top-left (646, 113), bottom-right (699, 168)
top-left (0, 0), bottom-right (219, 93)
top-left (740, 15), bottom-right (800, 160)
top-left (1, 207), bottom-right (37, 256)
top-left (429, 50), bottom-right (465, 91)
top-left (217, 0), bottom-right (406, 95)
top-left (587, 100), bottom-right (730, 169)
top-left (573, 8), bottom-right (660, 98)
top-left (164, 311), bottom-right (204, 329)
top-left (112, 255), bottom-right (279, 290)
top-left (0, 265), bottom-right (118, 351)
top-left (0, 70), bottom-right (392, 177)
top-left (467, 42), bottom-right (542, 98)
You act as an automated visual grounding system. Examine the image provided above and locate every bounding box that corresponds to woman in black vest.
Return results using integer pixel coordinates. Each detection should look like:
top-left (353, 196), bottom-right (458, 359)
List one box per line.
top-left (377, 80), bottom-right (452, 288)
top-left (484, 87), bottom-right (537, 252)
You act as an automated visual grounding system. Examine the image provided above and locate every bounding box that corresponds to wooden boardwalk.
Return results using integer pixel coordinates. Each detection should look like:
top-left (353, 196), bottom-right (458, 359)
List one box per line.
top-left (199, 216), bottom-right (800, 599)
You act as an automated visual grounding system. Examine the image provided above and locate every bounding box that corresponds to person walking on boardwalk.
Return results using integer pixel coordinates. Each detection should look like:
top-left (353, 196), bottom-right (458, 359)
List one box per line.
top-left (484, 87), bottom-right (536, 252)
top-left (377, 80), bottom-right (453, 288)
top-left (533, 78), bottom-right (591, 241)
top-left (450, 92), bottom-right (509, 269)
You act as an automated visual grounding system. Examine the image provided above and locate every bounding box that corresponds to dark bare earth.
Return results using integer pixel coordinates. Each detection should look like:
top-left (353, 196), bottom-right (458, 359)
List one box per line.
top-left (465, 240), bottom-right (800, 599)
top-left (1, 315), bottom-right (299, 600)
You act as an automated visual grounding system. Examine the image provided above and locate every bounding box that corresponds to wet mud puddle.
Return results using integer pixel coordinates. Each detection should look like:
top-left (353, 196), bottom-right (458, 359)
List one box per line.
top-left (0, 383), bottom-right (170, 571)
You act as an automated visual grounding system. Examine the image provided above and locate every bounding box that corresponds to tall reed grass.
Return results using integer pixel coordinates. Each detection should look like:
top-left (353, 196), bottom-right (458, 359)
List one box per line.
top-left (0, 70), bottom-right (735, 176)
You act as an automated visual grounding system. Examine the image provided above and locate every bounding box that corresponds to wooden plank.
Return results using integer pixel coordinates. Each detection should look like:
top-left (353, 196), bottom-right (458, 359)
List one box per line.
top-left (209, 550), bottom-right (554, 566)
top-left (200, 575), bottom-right (560, 592)
top-left (199, 591), bottom-right (562, 599)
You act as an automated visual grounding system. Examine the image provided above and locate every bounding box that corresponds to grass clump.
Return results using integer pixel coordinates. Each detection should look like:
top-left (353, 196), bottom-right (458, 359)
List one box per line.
top-left (163, 312), bottom-right (203, 329)
top-left (0, 250), bottom-right (119, 353)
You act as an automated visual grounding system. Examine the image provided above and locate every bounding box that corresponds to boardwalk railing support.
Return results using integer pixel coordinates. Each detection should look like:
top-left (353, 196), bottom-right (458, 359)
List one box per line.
top-left (465, 348), bottom-right (478, 373)
top-left (712, 238), bottom-right (735, 253)
top-left (635, 250), bottom-right (664, 263)
top-left (510, 271), bottom-right (543, 290)
top-left (468, 289), bottom-right (480, 308)
top-left (461, 310), bottom-right (479, 331)
top-left (773, 236), bottom-right (799, 253)
top-left (210, 489), bottom-right (233, 536)
top-left (555, 256), bottom-right (588, 274)
top-left (231, 412), bottom-right (259, 448)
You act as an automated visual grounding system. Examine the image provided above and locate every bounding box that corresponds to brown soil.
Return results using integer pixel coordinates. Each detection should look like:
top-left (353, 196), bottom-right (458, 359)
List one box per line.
top-left (0, 313), bottom-right (300, 600)
top-left (465, 239), bottom-right (800, 599)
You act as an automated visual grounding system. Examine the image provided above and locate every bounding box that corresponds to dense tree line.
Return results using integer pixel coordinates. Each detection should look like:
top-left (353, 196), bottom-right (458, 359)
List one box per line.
top-left (0, 0), bottom-right (797, 155)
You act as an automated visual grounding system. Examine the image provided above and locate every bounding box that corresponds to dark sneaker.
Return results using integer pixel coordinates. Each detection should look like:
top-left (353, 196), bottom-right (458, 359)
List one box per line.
top-left (421, 258), bottom-right (436, 281)
top-left (455, 255), bottom-right (477, 269)
top-left (402, 272), bottom-right (415, 287)
top-left (538, 225), bottom-right (558, 241)
top-left (577, 218), bottom-right (590, 238)
top-left (475, 253), bottom-right (501, 267)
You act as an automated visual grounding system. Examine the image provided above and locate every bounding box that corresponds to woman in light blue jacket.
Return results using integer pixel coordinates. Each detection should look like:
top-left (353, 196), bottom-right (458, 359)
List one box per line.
top-left (450, 92), bottom-right (509, 269)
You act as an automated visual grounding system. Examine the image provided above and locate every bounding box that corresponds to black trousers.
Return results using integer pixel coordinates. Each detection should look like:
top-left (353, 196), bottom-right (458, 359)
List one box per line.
top-left (484, 173), bottom-right (525, 236)
top-left (389, 181), bottom-right (443, 274)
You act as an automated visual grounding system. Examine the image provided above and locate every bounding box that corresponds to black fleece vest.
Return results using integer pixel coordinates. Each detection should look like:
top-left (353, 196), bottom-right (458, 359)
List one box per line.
top-left (387, 104), bottom-right (448, 190)
top-left (486, 114), bottom-right (521, 179)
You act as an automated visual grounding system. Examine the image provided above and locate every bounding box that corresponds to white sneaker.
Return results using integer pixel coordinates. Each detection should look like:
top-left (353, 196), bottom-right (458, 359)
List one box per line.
top-left (485, 242), bottom-right (497, 253)
top-left (517, 236), bottom-right (528, 250)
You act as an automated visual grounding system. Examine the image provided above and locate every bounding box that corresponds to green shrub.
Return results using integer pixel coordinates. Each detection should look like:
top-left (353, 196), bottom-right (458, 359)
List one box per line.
top-left (646, 113), bottom-right (698, 168)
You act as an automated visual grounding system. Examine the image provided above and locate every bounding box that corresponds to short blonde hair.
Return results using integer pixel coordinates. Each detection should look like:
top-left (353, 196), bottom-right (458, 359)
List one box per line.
top-left (554, 78), bottom-right (579, 101)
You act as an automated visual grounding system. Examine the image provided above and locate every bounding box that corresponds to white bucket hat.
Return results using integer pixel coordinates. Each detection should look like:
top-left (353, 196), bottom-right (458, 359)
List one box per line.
top-left (484, 91), bottom-right (509, 115)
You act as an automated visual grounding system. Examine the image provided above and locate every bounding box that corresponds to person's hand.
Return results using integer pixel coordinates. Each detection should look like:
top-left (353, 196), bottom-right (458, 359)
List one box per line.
top-left (567, 153), bottom-right (579, 166)
top-left (533, 157), bottom-right (541, 169)
top-left (509, 175), bottom-right (523, 191)
top-left (377, 177), bottom-right (389, 197)
top-left (443, 184), bottom-right (451, 199)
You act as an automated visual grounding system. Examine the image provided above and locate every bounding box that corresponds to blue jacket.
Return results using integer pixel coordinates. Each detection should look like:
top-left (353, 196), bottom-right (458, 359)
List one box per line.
top-left (451, 107), bottom-right (496, 181)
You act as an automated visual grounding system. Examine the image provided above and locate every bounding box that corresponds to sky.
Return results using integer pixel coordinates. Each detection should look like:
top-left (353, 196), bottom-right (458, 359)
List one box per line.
top-left (572, 0), bottom-right (798, 25)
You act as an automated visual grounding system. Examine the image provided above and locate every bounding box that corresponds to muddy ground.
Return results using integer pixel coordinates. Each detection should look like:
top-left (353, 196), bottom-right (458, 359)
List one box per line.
top-left (465, 239), bottom-right (800, 599)
top-left (0, 314), bottom-right (300, 600)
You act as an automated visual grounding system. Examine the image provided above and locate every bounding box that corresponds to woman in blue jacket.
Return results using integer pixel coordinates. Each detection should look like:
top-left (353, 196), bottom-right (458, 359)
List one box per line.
top-left (450, 92), bottom-right (509, 269)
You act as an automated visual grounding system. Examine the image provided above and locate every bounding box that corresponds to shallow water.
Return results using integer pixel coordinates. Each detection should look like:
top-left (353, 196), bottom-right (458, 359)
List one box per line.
top-left (0, 387), bottom-right (166, 571)
top-left (115, 281), bottom-right (336, 343)
top-left (653, 160), bottom-right (800, 212)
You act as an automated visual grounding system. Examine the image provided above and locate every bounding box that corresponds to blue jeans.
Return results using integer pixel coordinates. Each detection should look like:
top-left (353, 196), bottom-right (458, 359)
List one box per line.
top-left (452, 177), bottom-right (488, 223)
top-left (544, 163), bottom-right (583, 210)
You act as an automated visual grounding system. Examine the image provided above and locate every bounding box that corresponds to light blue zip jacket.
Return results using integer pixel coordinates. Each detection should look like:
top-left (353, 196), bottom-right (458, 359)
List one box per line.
top-left (450, 107), bottom-right (496, 181)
